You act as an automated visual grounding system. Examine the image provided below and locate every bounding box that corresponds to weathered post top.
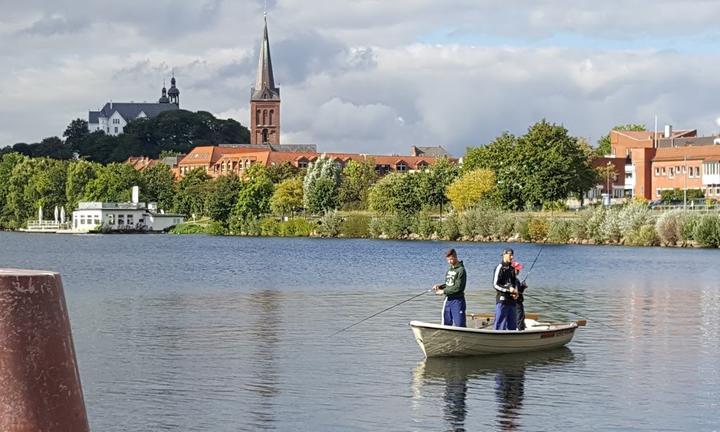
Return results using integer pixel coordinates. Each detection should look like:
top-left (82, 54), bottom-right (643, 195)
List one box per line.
top-left (0, 269), bottom-right (90, 432)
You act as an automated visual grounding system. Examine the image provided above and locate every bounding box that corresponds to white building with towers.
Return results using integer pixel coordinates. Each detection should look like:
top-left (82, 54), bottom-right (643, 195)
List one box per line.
top-left (88, 75), bottom-right (181, 136)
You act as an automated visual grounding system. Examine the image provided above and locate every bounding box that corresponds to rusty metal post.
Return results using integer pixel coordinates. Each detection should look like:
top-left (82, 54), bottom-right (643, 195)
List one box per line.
top-left (0, 269), bottom-right (90, 432)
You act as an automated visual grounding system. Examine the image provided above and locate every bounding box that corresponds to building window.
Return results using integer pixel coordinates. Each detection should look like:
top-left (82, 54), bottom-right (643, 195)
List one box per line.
top-left (669, 167), bottom-right (674, 178)
top-left (127, 215), bottom-right (134, 226)
top-left (114, 127), bottom-right (118, 133)
top-left (269, 110), bottom-right (274, 125)
top-left (262, 129), bottom-right (269, 143)
top-left (108, 214), bottom-right (115, 225)
top-left (298, 159), bottom-right (309, 169)
top-left (661, 167), bottom-right (666, 175)
top-left (80, 216), bottom-right (86, 225)
top-left (263, 110), bottom-right (267, 125)
top-left (396, 162), bottom-right (407, 172)
top-left (256, 110), bottom-right (260, 125)
top-left (655, 167), bottom-right (660, 176)
top-left (696, 167), bottom-right (701, 177)
top-left (118, 216), bottom-right (124, 226)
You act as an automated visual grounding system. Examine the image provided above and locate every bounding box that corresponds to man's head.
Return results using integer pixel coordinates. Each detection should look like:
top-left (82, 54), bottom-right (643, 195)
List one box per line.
top-left (502, 248), bottom-right (514, 264)
top-left (445, 248), bottom-right (458, 265)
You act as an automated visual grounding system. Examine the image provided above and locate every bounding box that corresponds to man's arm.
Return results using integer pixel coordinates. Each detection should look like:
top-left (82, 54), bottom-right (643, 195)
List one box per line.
top-left (493, 264), bottom-right (510, 293)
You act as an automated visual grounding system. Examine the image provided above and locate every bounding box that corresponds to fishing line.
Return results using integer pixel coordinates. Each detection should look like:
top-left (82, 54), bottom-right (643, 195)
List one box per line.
top-left (520, 246), bottom-right (619, 331)
top-left (331, 289), bottom-right (431, 336)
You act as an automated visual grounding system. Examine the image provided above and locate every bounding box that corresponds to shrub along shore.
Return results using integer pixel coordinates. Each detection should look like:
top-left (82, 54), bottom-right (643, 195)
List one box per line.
top-left (170, 202), bottom-right (720, 248)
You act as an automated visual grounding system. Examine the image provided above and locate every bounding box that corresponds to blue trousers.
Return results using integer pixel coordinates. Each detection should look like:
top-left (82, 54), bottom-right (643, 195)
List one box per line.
top-left (494, 302), bottom-right (517, 330)
top-left (442, 297), bottom-right (466, 327)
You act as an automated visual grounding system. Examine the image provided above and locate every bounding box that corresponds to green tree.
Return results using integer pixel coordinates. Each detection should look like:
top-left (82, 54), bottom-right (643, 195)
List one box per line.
top-left (0, 153), bottom-right (28, 227)
top-left (270, 177), bottom-right (304, 216)
top-left (463, 132), bottom-right (524, 210)
top-left (140, 163), bottom-right (176, 211)
top-left (65, 160), bottom-right (100, 212)
top-left (84, 163), bottom-right (142, 202)
top-left (516, 120), bottom-right (593, 208)
top-left (267, 162), bottom-right (300, 184)
top-left (303, 156), bottom-right (340, 214)
top-left (204, 173), bottom-right (243, 224)
top-left (417, 157), bottom-right (459, 212)
top-left (368, 172), bottom-right (423, 216)
top-left (595, 123), bottom-right (645, 156)
top-left (446, 168), bottom-right (496, 211)
top-left (5, 158), bottom-right (67, 227)
top-left (174, 168), bottom-right (211, 218)
top-left (231, 165), bottom-right (274, 220)
top-left (338, 158), bottom-right (378, 209)
top-left (63, 119), bottom-right (90, 151)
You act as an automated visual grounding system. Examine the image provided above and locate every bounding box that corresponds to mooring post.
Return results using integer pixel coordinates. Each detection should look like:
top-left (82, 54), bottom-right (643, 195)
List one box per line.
top-left (0, 269), bottom-right (90, 432)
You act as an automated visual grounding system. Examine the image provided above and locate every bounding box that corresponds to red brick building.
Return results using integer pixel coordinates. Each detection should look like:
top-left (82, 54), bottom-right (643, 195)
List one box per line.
top-left (599, 126), bottom-right (720, 201)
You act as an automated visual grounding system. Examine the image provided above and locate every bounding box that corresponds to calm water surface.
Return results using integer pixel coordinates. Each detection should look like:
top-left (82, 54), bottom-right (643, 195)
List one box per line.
top-left (1, 232), bottom-right (719, 431)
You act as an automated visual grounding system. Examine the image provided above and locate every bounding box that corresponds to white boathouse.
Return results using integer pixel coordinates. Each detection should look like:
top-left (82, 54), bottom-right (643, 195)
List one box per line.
top-left (71, 186), bottom-right (183, 233)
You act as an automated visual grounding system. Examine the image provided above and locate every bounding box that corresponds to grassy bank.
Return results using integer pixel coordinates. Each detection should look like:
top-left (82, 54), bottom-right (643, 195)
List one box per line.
top-left (169, 203), bottom-right (720, 248)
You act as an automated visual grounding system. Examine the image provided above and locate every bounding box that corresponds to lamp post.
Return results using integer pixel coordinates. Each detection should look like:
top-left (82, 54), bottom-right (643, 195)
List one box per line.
top-left (683, 154), bottom-right (687, 210)
top-left (605, 161), bottom-right (612, 206)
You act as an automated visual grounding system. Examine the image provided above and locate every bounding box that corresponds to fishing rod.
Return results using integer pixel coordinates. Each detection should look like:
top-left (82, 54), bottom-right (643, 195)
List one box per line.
top-left (331, 289), bottom-right (431, 336)
top-left (521, 246), bottom-right (543, 284)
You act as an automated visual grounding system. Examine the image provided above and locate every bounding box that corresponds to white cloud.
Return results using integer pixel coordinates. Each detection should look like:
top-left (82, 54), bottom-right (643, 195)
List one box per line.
top-left (1, 1), bottom-right (720, 156)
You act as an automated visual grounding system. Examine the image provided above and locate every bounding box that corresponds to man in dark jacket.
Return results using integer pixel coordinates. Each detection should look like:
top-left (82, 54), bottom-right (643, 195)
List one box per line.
top-left (433, 248), bottom-right (467, 327)
top-left (492, 248), bottom-right (521, 330)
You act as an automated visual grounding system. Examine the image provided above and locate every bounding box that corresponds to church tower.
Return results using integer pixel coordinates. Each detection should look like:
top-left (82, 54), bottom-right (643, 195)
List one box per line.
top-left (168, 74), bottom-right (180, 107)
top-left (250, 15), bottom-right (280, 145)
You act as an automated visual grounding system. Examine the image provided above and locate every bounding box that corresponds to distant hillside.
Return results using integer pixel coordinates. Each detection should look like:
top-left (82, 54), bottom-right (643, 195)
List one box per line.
top-left (0, 110), bottom-right (251, 164)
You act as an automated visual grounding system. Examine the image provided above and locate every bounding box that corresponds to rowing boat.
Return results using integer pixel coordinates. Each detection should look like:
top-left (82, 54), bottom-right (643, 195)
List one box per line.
top-left (410, 313), bottom-right (581, 358)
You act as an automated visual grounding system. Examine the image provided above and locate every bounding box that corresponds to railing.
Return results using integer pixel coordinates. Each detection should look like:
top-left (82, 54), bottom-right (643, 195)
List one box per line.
top-left (26, 221), bottom-right (72, 230)
top-left (649, 204), bottom-right (720, 212)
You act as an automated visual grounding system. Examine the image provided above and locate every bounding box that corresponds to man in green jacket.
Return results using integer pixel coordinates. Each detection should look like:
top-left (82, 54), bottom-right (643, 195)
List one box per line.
top-left (432, 248), bottom-right (467, 327)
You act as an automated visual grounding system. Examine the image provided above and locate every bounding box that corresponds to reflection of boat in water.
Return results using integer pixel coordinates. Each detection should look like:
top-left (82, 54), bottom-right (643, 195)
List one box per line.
top-left (413, 347), bottom-right (576, 382)
top-left (410, 313), bottom-right (581, 358)
top-left (412, 348), bottom-right (576, 431)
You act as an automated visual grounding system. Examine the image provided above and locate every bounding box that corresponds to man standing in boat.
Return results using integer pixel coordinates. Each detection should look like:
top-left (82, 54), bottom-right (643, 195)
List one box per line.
top-left (493, 248), bottom-right (521, 330)
top-left (432, 249), bottom-right (467, 327)
top-left (512, 261), bottom-right (529, 331)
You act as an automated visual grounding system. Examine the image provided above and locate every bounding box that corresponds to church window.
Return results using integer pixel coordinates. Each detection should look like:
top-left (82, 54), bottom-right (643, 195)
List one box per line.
top-left (263, 110), bottom-right (267, 125)
top-left (262, 129), bottom-right (269, 143)
top-left (256, 110), bottom-right (261, 125)
top-left (269, 110), bottom-right (274, 125)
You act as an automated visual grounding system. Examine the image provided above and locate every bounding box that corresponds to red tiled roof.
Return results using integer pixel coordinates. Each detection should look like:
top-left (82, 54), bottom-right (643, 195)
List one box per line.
top-left (652, 145), bottom-right (720, 162)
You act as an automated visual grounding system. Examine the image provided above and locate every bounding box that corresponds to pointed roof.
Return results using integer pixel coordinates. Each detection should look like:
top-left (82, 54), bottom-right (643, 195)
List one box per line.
top-left (251, 16), bottom-right (280, 101)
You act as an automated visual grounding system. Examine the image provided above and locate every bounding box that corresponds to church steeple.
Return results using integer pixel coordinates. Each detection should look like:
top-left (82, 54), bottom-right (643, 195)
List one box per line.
top-left (250, 14), bottom-right (281, 145)
top-left (251, 16), bottom-right (280, 101)
top-left (158, 80), bottom-right (170, 104)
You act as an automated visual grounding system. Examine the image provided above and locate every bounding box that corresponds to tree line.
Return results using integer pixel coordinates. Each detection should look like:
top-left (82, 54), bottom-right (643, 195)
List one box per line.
top-left (0, 110), bottom-right (250, 164)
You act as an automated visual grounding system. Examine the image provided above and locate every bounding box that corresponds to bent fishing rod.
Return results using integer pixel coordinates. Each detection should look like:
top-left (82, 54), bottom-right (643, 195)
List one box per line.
top-left (331, 289), bottom-right (431, 336)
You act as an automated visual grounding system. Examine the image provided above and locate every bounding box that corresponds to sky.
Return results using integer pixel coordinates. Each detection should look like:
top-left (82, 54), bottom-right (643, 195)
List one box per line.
top-left (1, 0), bottom-right (720, 156)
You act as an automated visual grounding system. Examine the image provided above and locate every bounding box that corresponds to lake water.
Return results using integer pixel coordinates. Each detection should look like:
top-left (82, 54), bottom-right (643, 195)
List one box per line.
top-left (1, 232), bottom-right (719, 431)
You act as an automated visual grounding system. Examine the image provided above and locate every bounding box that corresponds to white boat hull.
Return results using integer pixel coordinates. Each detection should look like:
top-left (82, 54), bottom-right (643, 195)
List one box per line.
top-left (410, 319), bottom-right (578, 358)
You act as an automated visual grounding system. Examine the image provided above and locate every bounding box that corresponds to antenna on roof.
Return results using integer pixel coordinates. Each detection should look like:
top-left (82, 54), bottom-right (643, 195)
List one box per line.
top-left (264, 0), bottom-right (267, 17)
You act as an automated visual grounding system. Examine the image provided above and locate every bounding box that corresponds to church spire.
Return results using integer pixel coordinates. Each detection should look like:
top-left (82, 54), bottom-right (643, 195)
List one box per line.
top-left (251, 15), bottom-right (279, 100)
top-left (249, 13), bottom-right (281, 145)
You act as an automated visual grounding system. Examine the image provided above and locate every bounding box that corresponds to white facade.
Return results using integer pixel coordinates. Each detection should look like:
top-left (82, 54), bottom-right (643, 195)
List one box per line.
top-left (89, 110), bottom-right (149, 136)
top-left (72, 202), bottom-right (183, 233)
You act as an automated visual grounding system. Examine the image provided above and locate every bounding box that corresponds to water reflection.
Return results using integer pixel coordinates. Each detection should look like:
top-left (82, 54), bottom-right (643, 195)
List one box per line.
top-left (412, 348), bottom-right (575, 431)
top-left (247, 290), bottom-right (282, 430)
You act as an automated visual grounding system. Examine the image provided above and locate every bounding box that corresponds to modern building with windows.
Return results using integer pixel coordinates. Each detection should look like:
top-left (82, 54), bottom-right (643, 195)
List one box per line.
top-left (597, 126), bottom-right (720, 201)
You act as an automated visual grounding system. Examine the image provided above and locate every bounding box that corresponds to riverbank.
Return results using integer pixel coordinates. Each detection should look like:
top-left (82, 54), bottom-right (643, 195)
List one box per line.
top-left (169, 203), bottom-right (720, 248)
